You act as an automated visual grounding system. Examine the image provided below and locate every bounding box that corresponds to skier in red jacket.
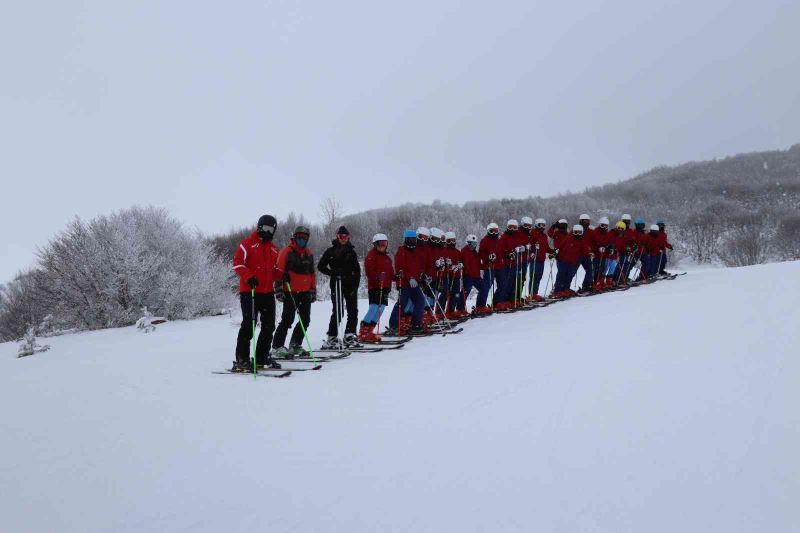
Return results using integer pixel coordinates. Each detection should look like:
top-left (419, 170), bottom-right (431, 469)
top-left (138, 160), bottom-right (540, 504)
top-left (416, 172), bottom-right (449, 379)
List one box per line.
top-left (458, 234), bottom-right (490, 314)
top-left (655, 220), bottom-right (673, 275)
top-left (526, 218), bottom-right (553, 301)
top-left (443, 231), bottom-right (465, 317)
top-left (389, 230), bottom-right (428, 334)
top-left (272, 226), bottom-right (317, 358)
top-left (231, 214), bottom-right (281, 372)
top-left (358, 233), bottom-right (395, 342)
top-left (552, 225), bottom-right (593, 298)
top-left (479, 222), bottom-right (504, 309)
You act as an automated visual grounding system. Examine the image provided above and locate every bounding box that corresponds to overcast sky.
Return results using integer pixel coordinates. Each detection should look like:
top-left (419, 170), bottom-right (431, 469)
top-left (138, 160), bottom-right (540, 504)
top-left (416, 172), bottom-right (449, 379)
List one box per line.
top-left (2, 0), bottom-right (800, 282)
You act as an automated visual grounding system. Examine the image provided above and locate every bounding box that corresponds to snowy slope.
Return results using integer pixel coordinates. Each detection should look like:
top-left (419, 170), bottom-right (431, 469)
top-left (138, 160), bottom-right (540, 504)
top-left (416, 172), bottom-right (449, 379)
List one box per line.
top-left (1, 262), bottom-right (798, 533)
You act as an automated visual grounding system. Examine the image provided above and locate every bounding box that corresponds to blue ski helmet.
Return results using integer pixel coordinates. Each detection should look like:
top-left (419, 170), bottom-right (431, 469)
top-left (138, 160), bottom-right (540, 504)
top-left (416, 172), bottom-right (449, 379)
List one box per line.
top-left (635, 218), bottom-right (645, 226)
top-left (403, 229), bottom-right (417, 239)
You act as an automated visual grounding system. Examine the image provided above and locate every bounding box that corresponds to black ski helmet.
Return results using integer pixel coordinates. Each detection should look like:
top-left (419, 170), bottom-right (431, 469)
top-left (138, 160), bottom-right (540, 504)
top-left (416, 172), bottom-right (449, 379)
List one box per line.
top-left (257, 214), bottom-right (277, 241)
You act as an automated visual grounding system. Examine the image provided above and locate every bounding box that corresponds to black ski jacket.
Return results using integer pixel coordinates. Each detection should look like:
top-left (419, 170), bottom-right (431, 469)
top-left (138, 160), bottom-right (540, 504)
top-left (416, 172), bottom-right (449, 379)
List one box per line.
top-left (317, 240), bottom-right (361, 286)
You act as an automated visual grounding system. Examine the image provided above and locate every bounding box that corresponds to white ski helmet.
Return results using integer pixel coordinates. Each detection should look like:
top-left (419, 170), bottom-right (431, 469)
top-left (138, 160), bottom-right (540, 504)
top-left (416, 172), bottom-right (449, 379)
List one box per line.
top-left (416, 227), bottom-right (430, 237)
top-left (650, 224), bottom-right (660, 231)
top-left (520, 216), bottom-right (533, 226)
top-left (598, 216), bottom-right (610, 226)
top-left (444, 231), bottom-right (456, 241)
top-left (572, 224), bottom-right (584, 234)
top-left (372, 233), bottom-right (388, 244)
top-left (507, 219), bottom-right (519, 228)
top-left (535, 218), bottom-right (546, 226)
top-left (486, 222), bottom-right (500, 233)
top-left (430, 227), bottom-right (444, 239)
top-left (558, 218), bottom-right (568, 225)
top-left (579, 213), bottom-right (590, 221)
top-left (621, 214), bottom-right (632, 221)
top-left (465, 234), bottom-right (478, 244)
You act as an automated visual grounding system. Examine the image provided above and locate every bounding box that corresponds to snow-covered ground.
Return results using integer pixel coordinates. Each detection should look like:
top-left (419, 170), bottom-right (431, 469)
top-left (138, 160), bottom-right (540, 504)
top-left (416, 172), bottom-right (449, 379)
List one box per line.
top-left (2, 262), bottom-right (798, 533)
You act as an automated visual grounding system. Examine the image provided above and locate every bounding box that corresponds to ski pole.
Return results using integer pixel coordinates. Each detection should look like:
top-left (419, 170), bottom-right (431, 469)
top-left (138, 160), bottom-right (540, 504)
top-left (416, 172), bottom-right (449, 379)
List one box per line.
top-left (377, 277), bottom-right (384, 337)
top-left (489, 267), bottom-right (495, 310)
top-left (544, 258), bottom-right (554, 296)
top-left (285, 282), bottom-right (317, 363)
top-left (423, 279), bottom-right (454, 333)
top-left (251, 287), bottom-right (257, 379)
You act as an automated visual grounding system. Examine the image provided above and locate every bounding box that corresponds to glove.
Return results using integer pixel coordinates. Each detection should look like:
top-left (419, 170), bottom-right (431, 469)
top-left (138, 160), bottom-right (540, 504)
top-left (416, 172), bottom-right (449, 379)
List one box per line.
top-left (488, 253), bottom-right (496, 262)
top-left (598, 247), bottom-right (606, 253)
top-left (434, 257), bottom-right (445, 269)
top-left (445, 258), bottom-right (452, 267)
top-left (408, 277), bottom-right (419, 288)
top-left (422, 273), bottom-right (432, 284)
top-left (515, 245), bottom-right (526, 253)
top-left (589, 253), bottom-right (595, 259)
top-left (246, 276), bottom-right (258, 289)
top-left (508, 251), bottom-right (516, 261)
top-left (308, 289), bottom-right (317, 302)
top-left (547, 253), bottom-right (556, 259)
top-left (450, 263), bottom-right (462, 273)
top-left (625, 246), bottom-right (631, 252)
top-left (273, 281), bottom-right (284, 302)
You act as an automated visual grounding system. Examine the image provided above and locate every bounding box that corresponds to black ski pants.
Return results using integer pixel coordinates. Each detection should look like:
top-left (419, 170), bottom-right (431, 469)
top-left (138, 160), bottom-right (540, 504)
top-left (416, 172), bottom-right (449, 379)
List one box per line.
top-left (235, 292), bottom-right (276, 364)
top-left (327, 280), bottom-right (358, 336)
top-left (273, 291), bottom-right (313, 348)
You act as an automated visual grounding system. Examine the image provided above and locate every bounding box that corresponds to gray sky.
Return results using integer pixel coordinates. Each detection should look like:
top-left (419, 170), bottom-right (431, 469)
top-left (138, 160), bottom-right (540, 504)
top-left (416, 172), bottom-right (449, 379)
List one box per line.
top-left (2, 0), bottom-right (800, 282)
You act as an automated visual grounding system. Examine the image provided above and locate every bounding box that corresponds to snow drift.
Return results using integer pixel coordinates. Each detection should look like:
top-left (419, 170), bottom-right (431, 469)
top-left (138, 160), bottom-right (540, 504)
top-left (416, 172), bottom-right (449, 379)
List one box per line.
top-left (1, 262), bottom-right (798, 532)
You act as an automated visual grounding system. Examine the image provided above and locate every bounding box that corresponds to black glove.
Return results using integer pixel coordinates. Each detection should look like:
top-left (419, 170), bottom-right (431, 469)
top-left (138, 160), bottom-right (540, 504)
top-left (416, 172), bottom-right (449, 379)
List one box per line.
top-left (273, 281), bottom-right (284, 302)
top-left (246, 276), bottom-right (258, 289)
top-left (508, 251), bottom-right (516, 261)
top-left (547, 252), bottom-right (556, 259)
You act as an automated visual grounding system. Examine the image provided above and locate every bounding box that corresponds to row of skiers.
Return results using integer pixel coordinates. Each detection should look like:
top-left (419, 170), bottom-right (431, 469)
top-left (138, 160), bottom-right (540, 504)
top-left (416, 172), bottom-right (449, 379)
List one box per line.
top-left (229, 213), bottom-right (672, 372)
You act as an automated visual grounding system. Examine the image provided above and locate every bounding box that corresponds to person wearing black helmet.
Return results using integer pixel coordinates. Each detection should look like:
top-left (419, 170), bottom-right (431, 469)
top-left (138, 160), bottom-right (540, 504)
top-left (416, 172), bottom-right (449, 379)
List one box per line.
top-left (272, 226), bottom-right (317, 358)
top-left (318, 225), bottom-right (361, 349)
top-left (230, 215), bottom-right (281, 372)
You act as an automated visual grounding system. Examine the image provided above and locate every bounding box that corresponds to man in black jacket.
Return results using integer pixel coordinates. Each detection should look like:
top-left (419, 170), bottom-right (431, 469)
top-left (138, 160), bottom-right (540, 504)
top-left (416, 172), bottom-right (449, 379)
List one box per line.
top-left (317, 226), bottom-right (361, 348)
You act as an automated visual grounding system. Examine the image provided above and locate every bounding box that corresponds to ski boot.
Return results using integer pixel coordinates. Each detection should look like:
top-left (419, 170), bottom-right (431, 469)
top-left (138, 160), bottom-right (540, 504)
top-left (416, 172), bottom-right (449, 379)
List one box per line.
top-left (257, 358), bottom-right (282, 370)
top-left (358, 322), bottom-right (380, 343)
top-left (230, 359), bottom-right (252, 373)
top-left (321, 335), bottom-right (340, 349)
top-left (289, 344), bottom-right (310, 358)
top-left (343, 333), bottom-right (362, 348)
top-left (272, 346), bottom-right (291, 359)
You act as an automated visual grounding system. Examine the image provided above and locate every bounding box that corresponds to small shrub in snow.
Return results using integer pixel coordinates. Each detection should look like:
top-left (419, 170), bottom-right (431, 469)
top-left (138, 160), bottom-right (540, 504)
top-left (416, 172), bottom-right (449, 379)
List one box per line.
top-left (135, 307), bottom-right (165, 333)
top-left (17, 327), bottom-right (50, 358)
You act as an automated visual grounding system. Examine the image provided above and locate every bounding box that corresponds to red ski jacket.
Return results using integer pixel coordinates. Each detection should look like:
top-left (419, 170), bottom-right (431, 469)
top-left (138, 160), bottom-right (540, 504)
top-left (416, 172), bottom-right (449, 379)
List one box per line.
top-left (499, 230), bottom-right (529, 264)
top-left (528, 230), bottom-right (553, 261)
top-left (631, 230), bottom-right (649, 255)
top-left (557, 234), bottom-right (592, 266)
top-left (444, 246), bottom-right (463, 269)
top-left (427, 244), bottom-right (448, 280)
top-left (232, 232), bottom-right (280, 294)
top-left (416, 242), bottom-right (434, 278)
top-left (479, 235), bottom-right (505, 269)
top-left (364, 248), bottom-right (395, 290)
top-left (604, 231), bottom-right (627, 260)
top-left (592, 228), bottom-right (615, 255)
top-left (643, 233), bottom-right (667, 256)
top-left (394, 245), bottom-right (426, 288)
top-left (547, 227), bottom-right (571, 252)
top-left (656, 231), bottom-right (673, 250)
top-left (275, 240), bottom-right (316, 293)
top-left (460, 245), bottom-right (482, 278)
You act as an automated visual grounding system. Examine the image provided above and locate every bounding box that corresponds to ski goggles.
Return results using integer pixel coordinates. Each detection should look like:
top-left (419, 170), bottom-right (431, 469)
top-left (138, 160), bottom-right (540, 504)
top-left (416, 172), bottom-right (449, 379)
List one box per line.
top-left (599, 224), bottom-right (609, 230)
top-left (258, 224), bottom-right (276, 233)
top-left (417, 234), bottom-right (429, 242)
top-left (535, 223), bottom-right (546, 229)
top-left (430, 236), bottom-right (442, 244)
top-left (522, 223), bottom-right (532, 230)
top-left (446, 238), bottom-right (456, 245)
top-left (507, 224), bottom-right (519, 231)
top-left (488, 228), bottom-right (500, 235)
